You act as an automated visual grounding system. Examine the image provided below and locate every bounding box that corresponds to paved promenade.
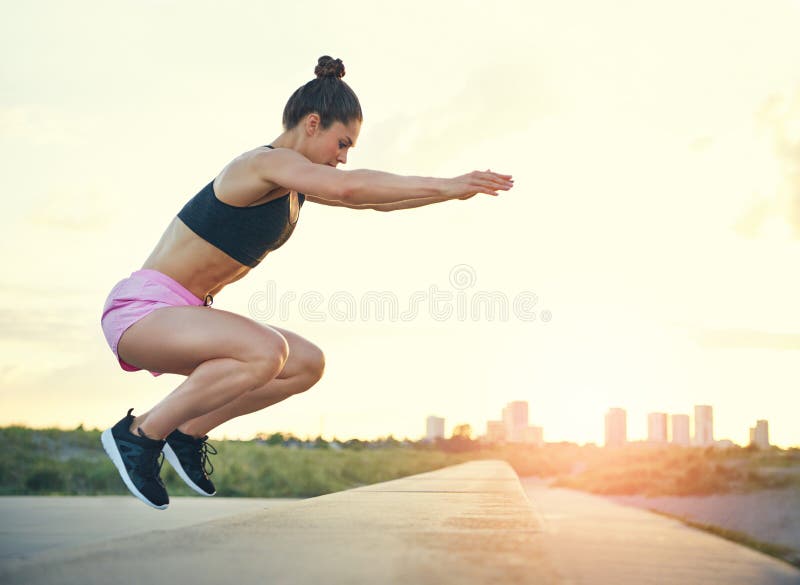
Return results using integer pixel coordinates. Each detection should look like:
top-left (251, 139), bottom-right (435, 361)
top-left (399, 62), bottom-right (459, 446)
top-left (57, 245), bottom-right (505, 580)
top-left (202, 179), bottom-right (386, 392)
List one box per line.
top-left (0, 496), bottom-right (296, 560)
top-left (0, 461), bottom-right (559, 585)
top-left (521, 477), bottom-right (800, 585)
top-left (1, 461), bottom-right (798, 584)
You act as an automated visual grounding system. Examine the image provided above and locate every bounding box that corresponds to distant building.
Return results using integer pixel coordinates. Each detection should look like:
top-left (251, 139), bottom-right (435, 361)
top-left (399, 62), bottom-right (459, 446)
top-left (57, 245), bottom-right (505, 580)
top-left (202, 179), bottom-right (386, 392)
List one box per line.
top-left (605, 408), bottom-right (627, 447)
top-left (749, 420), bottom-right (770, 449)
top-left (671, 414), bottom-right (690, 446)
top-left (714, 439), bottom-right (737, 450)
top-left (523, 426), bottom-right (544, 446)
top-left (426, 416), bottom-right (445, 441)
top-left (694, 405), bottom-right (714, 446)
top-left (503, 401), bottom-right (529, 443)
top-left (486, 420), bottom-right (506, 443)
top-left (647, 413), bottom-right (668, 443)
top-left (451, 423), bottom-right (472, 439)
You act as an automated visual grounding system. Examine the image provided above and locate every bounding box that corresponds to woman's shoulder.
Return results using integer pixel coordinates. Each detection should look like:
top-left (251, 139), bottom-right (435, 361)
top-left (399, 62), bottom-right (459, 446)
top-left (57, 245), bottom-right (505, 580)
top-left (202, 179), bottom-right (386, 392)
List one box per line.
top-left (212, 147), bottom-right (291, 206)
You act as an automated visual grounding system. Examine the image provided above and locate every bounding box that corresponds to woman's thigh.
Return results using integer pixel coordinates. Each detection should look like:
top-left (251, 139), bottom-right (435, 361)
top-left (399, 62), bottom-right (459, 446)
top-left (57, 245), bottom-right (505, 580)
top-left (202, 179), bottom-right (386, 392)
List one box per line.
top-left (117, 306), bottom-right (290, 377)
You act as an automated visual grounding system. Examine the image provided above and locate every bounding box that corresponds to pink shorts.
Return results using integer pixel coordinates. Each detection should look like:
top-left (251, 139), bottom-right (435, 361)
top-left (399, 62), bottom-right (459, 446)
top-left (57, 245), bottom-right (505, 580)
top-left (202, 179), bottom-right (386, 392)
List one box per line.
top-left (101, 269), bottom-right (209, 376)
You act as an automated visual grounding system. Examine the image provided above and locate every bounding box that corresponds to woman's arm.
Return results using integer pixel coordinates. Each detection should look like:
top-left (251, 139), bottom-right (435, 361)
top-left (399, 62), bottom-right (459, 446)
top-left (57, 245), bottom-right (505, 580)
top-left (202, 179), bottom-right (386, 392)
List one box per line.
top-left (252, 147), bottom-right (513, 206)
top-left (375, 194), bottom-right (470, 211)
top-left (305, 193), bottom-right (454, 211)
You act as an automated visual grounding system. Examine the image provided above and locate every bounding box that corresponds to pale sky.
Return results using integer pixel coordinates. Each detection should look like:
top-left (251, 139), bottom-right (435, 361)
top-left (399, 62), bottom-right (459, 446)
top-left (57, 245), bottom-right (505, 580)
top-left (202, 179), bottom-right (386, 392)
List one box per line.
top-left (2, 0), bottom-right (799, 447)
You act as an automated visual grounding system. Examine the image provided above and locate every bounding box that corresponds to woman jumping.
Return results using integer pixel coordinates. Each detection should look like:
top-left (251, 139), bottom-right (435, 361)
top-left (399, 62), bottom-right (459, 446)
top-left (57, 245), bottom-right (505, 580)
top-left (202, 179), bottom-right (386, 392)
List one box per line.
top-left (100, 55), bottom-right (514, 509)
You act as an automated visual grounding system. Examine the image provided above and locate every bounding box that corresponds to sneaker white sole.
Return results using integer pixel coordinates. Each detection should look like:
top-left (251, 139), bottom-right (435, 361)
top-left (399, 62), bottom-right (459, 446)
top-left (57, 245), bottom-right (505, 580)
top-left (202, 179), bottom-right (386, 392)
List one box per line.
top-left (163, 443), bottom-right (216, 496)
top-left (101, 428), bottom-right (169, 510)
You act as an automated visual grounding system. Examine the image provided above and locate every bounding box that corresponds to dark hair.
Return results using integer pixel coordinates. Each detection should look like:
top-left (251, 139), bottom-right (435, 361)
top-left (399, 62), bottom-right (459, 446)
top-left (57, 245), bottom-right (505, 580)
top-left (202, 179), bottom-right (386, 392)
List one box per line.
top-left (282, 56), bottom-right (363, 131)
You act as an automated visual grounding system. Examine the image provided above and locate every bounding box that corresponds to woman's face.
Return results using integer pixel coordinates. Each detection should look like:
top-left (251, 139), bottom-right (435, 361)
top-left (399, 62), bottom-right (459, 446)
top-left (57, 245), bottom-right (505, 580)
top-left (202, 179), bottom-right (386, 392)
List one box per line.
top-left (306, 116), bottom-right (361, 168)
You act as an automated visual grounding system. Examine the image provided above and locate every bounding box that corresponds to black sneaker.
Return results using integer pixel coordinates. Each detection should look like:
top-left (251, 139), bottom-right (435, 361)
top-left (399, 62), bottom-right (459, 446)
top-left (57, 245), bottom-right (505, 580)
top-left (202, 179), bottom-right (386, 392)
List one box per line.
top-left (100, 408), bottom-right (169, 510)
top-left (163, 428), bottom-right (217, 496)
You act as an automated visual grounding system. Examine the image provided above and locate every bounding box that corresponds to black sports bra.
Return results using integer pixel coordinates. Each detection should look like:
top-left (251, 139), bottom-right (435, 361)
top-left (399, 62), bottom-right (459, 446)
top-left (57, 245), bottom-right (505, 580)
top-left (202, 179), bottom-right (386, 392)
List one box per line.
top-left (176, 146), bottom-right (305, 267)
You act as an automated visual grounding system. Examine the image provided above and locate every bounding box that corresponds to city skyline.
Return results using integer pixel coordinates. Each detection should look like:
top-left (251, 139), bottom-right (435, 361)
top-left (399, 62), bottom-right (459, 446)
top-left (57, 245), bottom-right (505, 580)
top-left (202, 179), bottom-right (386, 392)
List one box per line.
top-left (604, 404), bottom-right (773, 449)
top-left (0, 398), bottom-right (787, 449)
top-left (425, 401), bottom-right (777, 449)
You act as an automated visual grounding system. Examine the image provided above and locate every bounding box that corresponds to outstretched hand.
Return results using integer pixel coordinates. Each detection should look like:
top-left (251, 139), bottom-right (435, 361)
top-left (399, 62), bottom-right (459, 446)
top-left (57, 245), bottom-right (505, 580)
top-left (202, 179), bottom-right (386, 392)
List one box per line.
top-left (447, 169), bottom-right (514, 200)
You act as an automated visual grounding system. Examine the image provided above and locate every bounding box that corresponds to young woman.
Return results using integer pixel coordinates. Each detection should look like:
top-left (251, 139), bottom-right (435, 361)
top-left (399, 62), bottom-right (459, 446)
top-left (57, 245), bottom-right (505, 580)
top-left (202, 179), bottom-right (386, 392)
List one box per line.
top-left (100, 56), bottom-right (514, 509)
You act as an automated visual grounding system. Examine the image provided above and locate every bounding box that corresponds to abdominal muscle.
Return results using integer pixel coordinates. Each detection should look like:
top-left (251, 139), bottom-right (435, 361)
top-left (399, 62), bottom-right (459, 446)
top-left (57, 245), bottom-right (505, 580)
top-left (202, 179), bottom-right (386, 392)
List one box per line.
top-left (141, 216), bottom-right (253, 300)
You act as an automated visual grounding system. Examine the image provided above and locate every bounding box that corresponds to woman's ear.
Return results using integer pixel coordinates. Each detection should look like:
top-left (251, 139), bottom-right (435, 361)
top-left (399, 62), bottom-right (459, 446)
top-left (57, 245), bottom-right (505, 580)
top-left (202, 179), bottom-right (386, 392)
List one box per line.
top-left (304, 113), bottom-right (321, 137)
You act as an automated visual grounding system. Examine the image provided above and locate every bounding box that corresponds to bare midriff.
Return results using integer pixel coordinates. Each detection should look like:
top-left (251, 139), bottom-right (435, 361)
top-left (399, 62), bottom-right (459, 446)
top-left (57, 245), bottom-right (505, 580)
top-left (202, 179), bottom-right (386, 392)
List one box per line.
top-left (140, 216), bottom-right (253, 301)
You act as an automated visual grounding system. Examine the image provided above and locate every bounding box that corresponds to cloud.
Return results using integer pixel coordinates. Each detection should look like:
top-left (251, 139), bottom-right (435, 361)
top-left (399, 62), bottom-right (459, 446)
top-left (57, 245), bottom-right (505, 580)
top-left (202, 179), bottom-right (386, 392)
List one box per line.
top-left (25, 189), bottom-right (113, 232)
top-left (736, 88), bottom-right (800, 240)
top-left (734, 199), bottom-right (772, 239)
top-left (0, 364), bottom-right (18, 383)
top-left (692, 328), bottom-right (800, 351)
top-left (0, 105), bottom-right (93, 147)
top-left (0, 282), bottom-right (94, 298)
top-left (0, 307), bottom-right (94, 345)
top-left (361, 60), bottom-right (553, 171)
top-left (0, 106), bottom-right (117, 232)
top-left (689, 136), bottom-right (714, 152)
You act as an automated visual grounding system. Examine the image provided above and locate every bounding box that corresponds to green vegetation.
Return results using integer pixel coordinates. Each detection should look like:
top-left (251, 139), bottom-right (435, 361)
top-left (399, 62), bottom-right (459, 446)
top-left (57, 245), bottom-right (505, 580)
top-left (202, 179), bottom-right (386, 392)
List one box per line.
top-left (0, 426), bottom-right (574, 497)
top-left (187, 443), bottom-right (477, 498)
top-left (1, 425), bottom-right (798, 498)
top-left (0, 425), bottom-right (467, 497)
top-left (550, 443), bottom-right (800, 496)
top-left (1, 425), bottom-right (119, 495)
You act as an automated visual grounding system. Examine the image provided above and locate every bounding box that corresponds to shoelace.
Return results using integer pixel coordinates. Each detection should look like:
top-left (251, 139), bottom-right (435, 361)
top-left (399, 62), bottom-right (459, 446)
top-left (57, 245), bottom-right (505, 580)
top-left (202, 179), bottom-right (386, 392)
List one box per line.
top-left (195, 438), bottom-right (217, 477)
top-left (135, 447), bottom-right (165, 480)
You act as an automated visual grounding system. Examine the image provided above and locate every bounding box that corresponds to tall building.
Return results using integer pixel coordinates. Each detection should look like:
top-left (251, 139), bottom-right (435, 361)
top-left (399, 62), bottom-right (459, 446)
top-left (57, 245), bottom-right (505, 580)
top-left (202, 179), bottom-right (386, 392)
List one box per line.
top-left (647, 413), bottom-right (668, 443)
top-left (749, 420), bottom-right (770, 450)
top-left (523, 426), bottom-right (544, 446)
top-left (671, 414), bottom-right (690, 446)
top-left (486, 420), bottom-right (506, 443)
top-left (605, 408), bottom-right (627, 447)
top-left (503, 401), bottom-right (529, 443)
top-left (694, 405), bottom-right (714, 446)
top-left (426, 416), bottom-right (445, 441)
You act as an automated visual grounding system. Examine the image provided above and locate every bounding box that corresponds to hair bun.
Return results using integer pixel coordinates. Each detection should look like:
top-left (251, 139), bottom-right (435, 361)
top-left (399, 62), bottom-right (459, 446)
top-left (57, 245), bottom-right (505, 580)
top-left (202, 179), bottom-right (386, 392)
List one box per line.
top-left (315, 56), bottom-right (346, 79)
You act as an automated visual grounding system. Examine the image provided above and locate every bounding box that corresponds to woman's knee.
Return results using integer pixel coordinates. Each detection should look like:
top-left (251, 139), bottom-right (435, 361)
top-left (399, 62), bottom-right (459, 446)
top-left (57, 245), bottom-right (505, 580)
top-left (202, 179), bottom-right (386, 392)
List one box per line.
top-left (245, 333), bottom-right (290, 384)
top-left (293, 346), bottom-right (325, 394)
top-left (307, 346), bottom-right (325, 383)
top-left (293, 338), bottom-right (325, 380)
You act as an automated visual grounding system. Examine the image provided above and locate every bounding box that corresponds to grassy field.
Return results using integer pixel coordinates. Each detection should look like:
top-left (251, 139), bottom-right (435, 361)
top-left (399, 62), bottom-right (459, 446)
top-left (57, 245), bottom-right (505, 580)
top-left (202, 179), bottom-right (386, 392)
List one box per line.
top-left (0, 426), bottom-right (466, 497)
top-left (2, 425), bottom-right (798, 498)
top-left (0, 426), bottom-right (577, 497)
top-left (550, 442), bottom-right (800, 496)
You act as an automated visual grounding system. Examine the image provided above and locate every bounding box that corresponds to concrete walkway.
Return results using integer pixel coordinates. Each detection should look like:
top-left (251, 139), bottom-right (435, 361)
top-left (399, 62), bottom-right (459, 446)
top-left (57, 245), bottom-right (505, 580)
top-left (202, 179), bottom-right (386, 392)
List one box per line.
top-left (0, 496), bottom-right (297, 560)
top-left (1, 462), bottom-right (798, 584)
top-left (521, 477), bottom-right (800, 585)
top-left (0, 461), bottom-right (560, 585)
